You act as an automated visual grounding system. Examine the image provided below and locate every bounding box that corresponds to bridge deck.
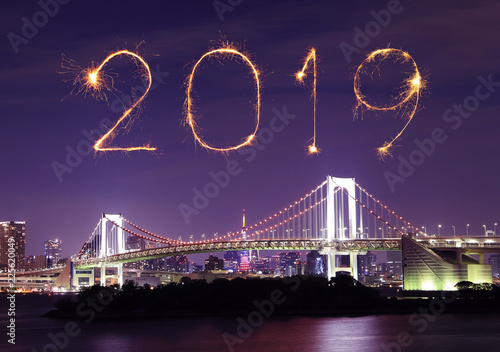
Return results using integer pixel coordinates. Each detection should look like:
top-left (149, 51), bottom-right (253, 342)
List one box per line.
top-left (74, 239), bottom-right (402, 268)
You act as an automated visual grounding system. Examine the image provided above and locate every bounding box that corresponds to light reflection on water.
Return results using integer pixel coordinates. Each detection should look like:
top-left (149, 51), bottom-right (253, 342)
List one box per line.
top-left (2, 295), bottom-right (500, 352)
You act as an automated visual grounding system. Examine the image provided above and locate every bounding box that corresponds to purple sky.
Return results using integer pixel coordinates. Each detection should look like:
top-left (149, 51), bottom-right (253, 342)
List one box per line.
top-left (1, 0), bottom-right (499, 258)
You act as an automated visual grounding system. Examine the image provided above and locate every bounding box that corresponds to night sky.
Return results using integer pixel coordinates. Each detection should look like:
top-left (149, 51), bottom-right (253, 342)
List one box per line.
top-left (1, 0), bottom-right (499, 258)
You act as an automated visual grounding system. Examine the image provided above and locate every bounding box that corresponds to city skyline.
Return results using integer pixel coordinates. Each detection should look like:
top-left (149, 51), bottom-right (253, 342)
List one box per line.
top-left (1, 0), bottom-right (499, 259)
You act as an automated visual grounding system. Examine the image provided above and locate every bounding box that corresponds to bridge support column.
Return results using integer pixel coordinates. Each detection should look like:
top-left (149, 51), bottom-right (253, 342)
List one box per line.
top-left (325, 248), bottom-right (336, 279)
top-left (350, 252), bottom-right (358, 280)
top-left (117, 263), bottom-right (123, 287)
top-left (478, 253), bottom-right (485, 264)
top-left (100, 263), bottom-right (106, 286)
top-left (456, 249), bottom-right (462, 265)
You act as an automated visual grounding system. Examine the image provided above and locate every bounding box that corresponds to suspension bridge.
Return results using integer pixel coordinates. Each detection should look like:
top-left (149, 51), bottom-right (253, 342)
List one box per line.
top-left (72, 176), bottom-right (416, 286)
top-left (4, 175), bottom-right (497, 292)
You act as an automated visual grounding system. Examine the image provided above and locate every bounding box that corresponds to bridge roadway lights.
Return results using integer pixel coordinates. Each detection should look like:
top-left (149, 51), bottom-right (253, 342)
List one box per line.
top-left (73, 239), bottom-right (403, 276)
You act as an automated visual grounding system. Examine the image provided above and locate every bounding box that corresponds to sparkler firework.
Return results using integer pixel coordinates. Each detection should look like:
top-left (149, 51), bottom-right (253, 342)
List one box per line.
top-left (354, 48), bottom-right (424, 158)
top-left (74, 50), bottom-right (156, 152)
top-left (185, 45), bottom-right (261, 153)
top-left (296, 48), bottom-right (319, 154)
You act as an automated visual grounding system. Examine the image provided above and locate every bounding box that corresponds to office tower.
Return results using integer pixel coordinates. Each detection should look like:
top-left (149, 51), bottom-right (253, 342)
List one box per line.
top-left (0, 221), bottom-right (26, 271)
top-left (44, 238), bottom-right (62, 267)
top-left (306, 250), bottom-right (327, 276)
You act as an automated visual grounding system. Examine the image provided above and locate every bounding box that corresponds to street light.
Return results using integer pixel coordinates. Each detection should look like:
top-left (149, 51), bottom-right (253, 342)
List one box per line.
top-left (452, 226), bottom-right (455, 237)
top-left (466, 224), bottom-right (469, 236)
top-left (201, 233), bottom-right (206, 241)
top-left (495, 223), bottom-right (498, 236)
top-left (422, 226), bottom-right (427, 236)
top-left (438, 224), bottom-right (441, 236)
top-left (483, 225), bottom-right (487, 236)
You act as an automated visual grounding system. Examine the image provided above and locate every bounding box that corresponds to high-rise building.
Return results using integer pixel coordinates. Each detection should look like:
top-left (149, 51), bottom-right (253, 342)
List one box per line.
top-left (25, 255), bottom-right (47, 270)
top-left (165, 255), bottom-right (190, 273)
top-left (253, 257), bottom-right (271, 274)
top-left (205, 255), bottom-right (224, 271)
top-left (239, 210), bottom-right (250, 272)
top-left (357, 254), bottom-right (369, 277)
top-left (0, 221), bottom-right (26, 271)
top-left (489, 254), bottom-right (500, 277)
top-left (368, 251), bottom-right (377, 275)
top-left (386, 251), bottom-right (402, 278)
top-left (224, 251), bottom-right (240, 272)
top-left (126, 236), bottom-right (143, 251)
top-left (279, 252), bottom-right (302, 276)
top-left (306, 250), bottom-right (327, 276)
top-left (44, 239), bottom-right (62, 268)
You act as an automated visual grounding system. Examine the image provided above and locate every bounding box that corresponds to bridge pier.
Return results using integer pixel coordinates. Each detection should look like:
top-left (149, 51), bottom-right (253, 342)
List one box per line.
top-left (324, 249), bottom-right (358, 280)
top-left (350, 252), bottom-right (358, 280)
top-left (100, 263), bottom-right (106, 286)
top-left (478, 253), bottom-right (485, 264)
top-left (326, 248), bottom-right (336, 279)
top-left (117, 263), bottom-right (123, 287)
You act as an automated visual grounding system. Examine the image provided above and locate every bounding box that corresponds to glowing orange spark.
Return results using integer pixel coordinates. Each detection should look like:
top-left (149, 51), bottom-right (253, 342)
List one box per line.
top-left (79, 50), bottom-right (156, 152)
top-left (296, 48), bottom-right (319, 155)
top-left (88, 71), bottom-right (97, 84)
top-left (354, 48), bottom-right (425, 159)
top-left (185, 45), bottom-right (260, 153)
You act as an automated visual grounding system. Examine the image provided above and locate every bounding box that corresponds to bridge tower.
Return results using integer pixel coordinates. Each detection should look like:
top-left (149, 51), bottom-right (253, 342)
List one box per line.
top-left (73, 213), bottom-right (126, 288)
top-left (99, 213), bottom-right (125, 286)
top-left (323, 176), bottom-right (358, 279)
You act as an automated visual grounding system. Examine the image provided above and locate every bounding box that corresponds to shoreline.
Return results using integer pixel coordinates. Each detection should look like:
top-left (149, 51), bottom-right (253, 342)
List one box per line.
top-left (43, 302), bottom-right (500, 320)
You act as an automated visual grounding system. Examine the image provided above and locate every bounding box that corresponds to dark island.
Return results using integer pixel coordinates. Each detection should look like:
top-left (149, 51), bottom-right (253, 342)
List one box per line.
top-left (45, 275), bottom-right (500, 320)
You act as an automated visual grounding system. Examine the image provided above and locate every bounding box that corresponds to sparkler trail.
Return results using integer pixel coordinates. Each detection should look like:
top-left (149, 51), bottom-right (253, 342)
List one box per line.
top-left (75, 50), bottom-right (156, 152)
top-left (296, 48), bottom-right (319, 155)
top-left (185, 44), bottom-right (261, 153)
top-left (354, 48), bottom-right (424, 159)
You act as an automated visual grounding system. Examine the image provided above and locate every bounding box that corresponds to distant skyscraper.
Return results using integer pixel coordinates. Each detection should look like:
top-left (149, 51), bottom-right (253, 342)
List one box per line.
top-left (44, 239), bottom-right (62, 268)
top-left (0, 221), bottom-right (26, 271)
top-left (205, 255), bottom-right (224, 271)
top-left (166, 255), bottom-right (190, 273)
top-left (279, 252), bottom-right (301, 276)
top-left (25, 255), bottom-right (47, 270)
top-left (126, 236), bottom-right (143, 251)
top-left (387, 251), bottom-right (402, 278)
top-left (224, 251), bottom-right (240, 271)
top-left (489, 254), bottom-right (500, 277)
top-left (306, 250), bottom-right (327, 276)
top-left (357, 254), bottom-right (369, 276)
top-left (239, 210), bottom-right (250, 272)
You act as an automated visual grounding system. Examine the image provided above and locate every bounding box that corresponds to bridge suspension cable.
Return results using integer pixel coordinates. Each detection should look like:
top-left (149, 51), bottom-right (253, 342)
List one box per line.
top-left (76, 176), bottom-right (419, 262)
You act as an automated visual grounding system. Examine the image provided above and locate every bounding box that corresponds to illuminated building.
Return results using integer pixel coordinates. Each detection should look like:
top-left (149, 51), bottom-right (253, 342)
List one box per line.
top-left (279, 252), bottom-right (301, 276)
top-left (386, 251), bottom-right (402, 279)
top-left (126, 236), bottom-right (143, 251)
top-left (239, 210), bottom-right (250, 272)
top-left (0, 221), bottom-right (26, 271)
top-left (357, 254), bottom-right (369, 277)
top-left (25, 255), bottom-right (47, 270)
top-left (489, 254), bottom-right (500, 277)
top-left (239, 251), bottom-right (250, 272)
top-left (253, 257), bottom-right (271, 274)
top-left (44, 238), bottom-right (62, 268)
top-left (306, 250), bottom-right (327, 276)
top-left (224, 251), bottom-right (240, 272)
top-left (205, 255), bottom-right (224, 271)
top-left (165, 255), bottom-right (190, 273)
top-left (403, 235), bottom-right (491, 290)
